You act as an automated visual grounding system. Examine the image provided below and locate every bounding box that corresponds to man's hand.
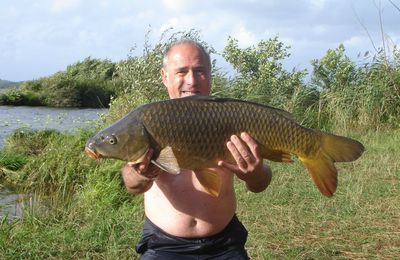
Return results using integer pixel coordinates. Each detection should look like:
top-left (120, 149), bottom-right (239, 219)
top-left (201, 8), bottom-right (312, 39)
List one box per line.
top-left (121, 149), bottom-right (160, 194)
top-left (126, 149), bottom-right (159, 179)
top-left (217, 132), bottom-right (272, 193)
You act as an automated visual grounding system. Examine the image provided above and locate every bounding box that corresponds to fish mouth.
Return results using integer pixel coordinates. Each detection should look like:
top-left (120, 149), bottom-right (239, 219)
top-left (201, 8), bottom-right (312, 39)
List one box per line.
top-left (85, 146), bottom-right (101, 159)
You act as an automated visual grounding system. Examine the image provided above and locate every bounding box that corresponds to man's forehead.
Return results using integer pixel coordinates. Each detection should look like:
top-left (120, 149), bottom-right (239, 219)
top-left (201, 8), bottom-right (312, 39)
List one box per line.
top-left (169, 43), bottom-right (204, 57)
top-left (173, 64), bottom-right (206, 71)
top-left (168, 53), bottom-right (207, 68)
top-left (165, 43), bottom-right (210, 71)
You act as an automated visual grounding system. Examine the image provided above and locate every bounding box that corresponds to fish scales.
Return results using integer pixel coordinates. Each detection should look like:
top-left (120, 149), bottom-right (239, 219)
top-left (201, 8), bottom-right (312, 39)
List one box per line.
top-left (136, 97), bottom-right (317, 167)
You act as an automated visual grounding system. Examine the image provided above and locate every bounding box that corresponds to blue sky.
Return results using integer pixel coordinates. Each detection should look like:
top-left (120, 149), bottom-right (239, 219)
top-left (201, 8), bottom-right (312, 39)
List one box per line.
top-left (1, 0), bottom-right (399, 82)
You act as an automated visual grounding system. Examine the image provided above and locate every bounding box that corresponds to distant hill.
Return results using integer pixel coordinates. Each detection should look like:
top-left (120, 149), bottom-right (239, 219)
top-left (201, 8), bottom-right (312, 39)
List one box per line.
top-left (0, 79), bottom-right (21, 90)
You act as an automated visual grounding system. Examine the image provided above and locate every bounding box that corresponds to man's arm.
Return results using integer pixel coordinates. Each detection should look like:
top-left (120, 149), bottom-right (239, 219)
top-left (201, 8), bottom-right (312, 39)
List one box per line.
top-left (218, 132), bottom-right (272, 193)
top-left (121, 149), bottom-right (160, 194)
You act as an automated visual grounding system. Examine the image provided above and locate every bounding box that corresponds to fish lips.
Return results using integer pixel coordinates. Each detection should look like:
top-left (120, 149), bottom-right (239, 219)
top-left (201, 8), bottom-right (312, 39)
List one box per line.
top-left (85, 146), bottom-right (101, 159)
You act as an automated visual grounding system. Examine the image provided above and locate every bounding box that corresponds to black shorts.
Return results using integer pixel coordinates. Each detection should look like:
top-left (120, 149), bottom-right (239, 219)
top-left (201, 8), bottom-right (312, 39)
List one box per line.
top-left (135, 215), bottom-right (249, 259)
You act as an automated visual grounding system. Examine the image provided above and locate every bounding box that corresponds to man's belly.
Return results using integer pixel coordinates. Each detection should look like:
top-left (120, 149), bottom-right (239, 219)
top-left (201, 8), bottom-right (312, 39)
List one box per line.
top-left (144, 170), bottom-right (237, 238)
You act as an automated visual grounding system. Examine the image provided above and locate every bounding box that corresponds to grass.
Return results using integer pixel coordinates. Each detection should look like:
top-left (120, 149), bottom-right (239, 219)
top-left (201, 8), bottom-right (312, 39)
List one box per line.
top-left (238, 130), bottom-right (400, 259)
top-left (0, 129), bottom-right (399, 259)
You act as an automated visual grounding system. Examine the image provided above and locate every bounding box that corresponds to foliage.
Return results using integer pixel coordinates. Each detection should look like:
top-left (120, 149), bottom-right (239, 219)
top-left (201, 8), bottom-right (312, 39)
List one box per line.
top-left (311, 44), bottom-right (358, 92)
top-left (65, 56), bottom-right (115, 82)
top-left (18, 129), bottom-right (96, 196)
top-left (356, 48), bottom-right (400, 128)
top-left (0, 79), bottom-right (20, 89)
top-left (222, 36), bottom-right (318, 126)
top-left (0, 57), bottom-right (115, 108)
top-left (310, 44), bottom-right (359, 130)
top-left (0, 87), bottom-right (44, 106)
top-left (0, 87), bottom-right (23, 104)
top-left (4, 128), bottom-right (61, 155)
top-left (0, 129), bottom-right (97, 200)
top-left (311, 44), bottom-right (400, 131)
top-left (0, 151), bottom-right (27, 171)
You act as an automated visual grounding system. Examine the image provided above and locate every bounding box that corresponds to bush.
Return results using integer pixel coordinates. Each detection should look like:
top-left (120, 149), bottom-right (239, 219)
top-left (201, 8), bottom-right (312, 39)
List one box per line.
top-left (222, 36), bottom-right (315, 126)
top-left (311, 44), bottom-right (400, 131)
top-left (0, 87), bottom-right (24, 105)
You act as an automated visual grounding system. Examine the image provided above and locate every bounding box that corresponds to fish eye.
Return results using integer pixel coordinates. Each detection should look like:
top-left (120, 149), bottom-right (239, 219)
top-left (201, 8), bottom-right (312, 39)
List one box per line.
top-left (108, 135), bottom-right (118, 145)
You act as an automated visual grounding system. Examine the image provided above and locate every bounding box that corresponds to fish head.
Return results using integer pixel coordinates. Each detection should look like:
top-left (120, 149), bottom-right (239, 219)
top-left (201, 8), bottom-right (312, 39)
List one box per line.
top-left (85, 117), bottom-right (150, 162)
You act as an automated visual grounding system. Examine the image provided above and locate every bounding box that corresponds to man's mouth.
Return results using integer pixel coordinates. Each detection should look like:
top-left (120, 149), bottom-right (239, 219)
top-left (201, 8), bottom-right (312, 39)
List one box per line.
top-left (181, 91), bottom-right (200, 97)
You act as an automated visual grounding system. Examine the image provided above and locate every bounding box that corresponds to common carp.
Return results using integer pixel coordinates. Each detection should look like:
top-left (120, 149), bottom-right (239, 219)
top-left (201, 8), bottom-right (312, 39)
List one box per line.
top-left (85, 96), bottom-right (364, 197)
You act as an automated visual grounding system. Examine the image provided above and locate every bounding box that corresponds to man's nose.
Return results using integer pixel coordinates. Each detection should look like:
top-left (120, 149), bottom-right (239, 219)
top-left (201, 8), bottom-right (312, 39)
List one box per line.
top-left (185, 70), bottom-right (197, 85)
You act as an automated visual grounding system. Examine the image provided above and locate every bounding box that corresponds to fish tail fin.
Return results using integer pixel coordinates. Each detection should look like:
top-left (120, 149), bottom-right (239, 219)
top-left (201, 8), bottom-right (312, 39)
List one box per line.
top-left (299, 132), bottom-right (364, 197)
top-left (300, 154), bottom-right (338, 197)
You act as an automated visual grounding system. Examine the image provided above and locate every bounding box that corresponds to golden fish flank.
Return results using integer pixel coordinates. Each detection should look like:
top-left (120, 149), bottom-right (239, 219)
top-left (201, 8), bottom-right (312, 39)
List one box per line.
top-left (85, 96), bottom-right (365, 198)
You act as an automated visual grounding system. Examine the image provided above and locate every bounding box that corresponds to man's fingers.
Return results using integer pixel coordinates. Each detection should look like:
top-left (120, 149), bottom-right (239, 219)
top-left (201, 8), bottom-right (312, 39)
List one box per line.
top-left (240, 132), bottom-right (261, 159)
top-left (230, 134), bottom-right (255, 165)
top-left (127, 149), bottom-right (154, 175)
top-left (227, 139), bottom-right (247, 169)
top-left (218, 160), bottom-right (240, 174)
top-left (140, 149), bottom-right (153, 166)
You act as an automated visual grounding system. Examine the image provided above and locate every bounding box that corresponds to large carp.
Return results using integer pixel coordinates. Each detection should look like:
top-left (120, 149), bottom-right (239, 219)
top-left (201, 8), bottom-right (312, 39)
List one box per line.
top-left (85, 96), bottom-right (364, 197)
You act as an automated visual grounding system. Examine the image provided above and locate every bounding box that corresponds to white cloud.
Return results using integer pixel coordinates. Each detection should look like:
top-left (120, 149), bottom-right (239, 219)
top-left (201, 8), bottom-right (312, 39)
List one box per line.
top-left (308, 0), bottom-right (326, 12)
top-left (1, 0), bottom-right (398, 81)
top-left (161, 0), bottom-right (193, 13)
top-left (50, 0), bottom-right (81, 13)
top-left (232, 23), bottom-right (257, 47)
top-left (136, 10), bottom-right (156, 22)
top-left (99, 0), bottom-right (110, 9)
top-left (343, 35), bottom-right (366, 47)
top-left (313, 24), bottom-right (327, 34)
top-left (159, 17), bottom-right (180, 33)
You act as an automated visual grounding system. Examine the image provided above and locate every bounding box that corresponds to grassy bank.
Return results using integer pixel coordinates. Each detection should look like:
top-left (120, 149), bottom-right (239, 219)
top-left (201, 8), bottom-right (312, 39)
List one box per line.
top-left (239, 130), bottom-right (399, 259)
top-left (0, 129), bottom-right (398, 259)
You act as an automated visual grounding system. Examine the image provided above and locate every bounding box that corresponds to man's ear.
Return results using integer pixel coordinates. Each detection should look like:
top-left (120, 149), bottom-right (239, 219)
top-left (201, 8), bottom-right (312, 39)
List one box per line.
top-left (161, 68), bottom-right (168, 86)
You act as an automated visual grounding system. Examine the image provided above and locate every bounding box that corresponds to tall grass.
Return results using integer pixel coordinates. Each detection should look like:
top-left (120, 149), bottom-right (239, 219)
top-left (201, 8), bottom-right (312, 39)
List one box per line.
top-left (311, 44), bottom-right (400, 132)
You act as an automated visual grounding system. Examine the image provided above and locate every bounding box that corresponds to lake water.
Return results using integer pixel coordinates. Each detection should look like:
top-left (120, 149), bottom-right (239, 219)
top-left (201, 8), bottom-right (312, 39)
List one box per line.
top-left (0, 106), bottom-right (107, 219)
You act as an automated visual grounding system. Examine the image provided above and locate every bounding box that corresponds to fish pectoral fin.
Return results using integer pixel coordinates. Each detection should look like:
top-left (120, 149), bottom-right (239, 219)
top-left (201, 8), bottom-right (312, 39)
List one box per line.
top-left (194, 169), bottom-right (222, 197)
top-left (129, 149), bottom-right (150, 164)
top-left (262, 148), bottom-right (294, 163)
top-left (152, 146), bottom-right (180, 175)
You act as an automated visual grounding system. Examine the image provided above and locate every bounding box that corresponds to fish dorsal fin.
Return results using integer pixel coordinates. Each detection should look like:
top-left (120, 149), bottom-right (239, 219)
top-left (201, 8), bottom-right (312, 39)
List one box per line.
top-left (182, 95), bottom-right (296, 121)
top-left (194, 169), bottom-right (222, 197)
top-left (152, 146), bottom-right (180, 175)
top-left (273, 109), bottom-right (295, 121)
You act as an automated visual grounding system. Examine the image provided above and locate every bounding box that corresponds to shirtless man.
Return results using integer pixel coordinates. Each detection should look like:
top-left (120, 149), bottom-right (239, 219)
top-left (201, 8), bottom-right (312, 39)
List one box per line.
top-left (122, 40), bottom-right (272, 259)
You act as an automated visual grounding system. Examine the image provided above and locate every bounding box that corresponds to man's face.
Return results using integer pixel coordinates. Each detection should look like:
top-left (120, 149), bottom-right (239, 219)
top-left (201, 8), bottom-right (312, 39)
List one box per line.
top-left (161, 43), bottom-right (211, 99)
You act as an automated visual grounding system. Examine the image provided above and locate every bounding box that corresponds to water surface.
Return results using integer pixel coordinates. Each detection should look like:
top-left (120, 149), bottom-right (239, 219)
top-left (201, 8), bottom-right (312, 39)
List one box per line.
top-left (0, 106), bottom-right (107, 219)
top-left (0, 106), bottom-right (107, 148)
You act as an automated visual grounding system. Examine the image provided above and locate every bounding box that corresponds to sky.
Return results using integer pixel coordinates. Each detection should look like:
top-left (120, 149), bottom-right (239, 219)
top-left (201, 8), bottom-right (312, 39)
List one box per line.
top-left (1, 0), bottom-right (399, 82)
